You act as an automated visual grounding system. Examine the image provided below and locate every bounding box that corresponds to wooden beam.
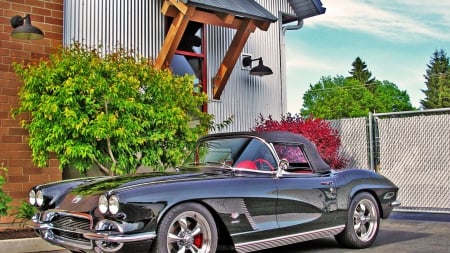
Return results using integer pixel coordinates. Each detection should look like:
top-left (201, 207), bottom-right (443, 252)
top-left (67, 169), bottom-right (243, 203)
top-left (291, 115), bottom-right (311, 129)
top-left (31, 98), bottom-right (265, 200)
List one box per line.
top-left (157, 0), bottom-right (274, 97)
top-left (217, 13), bottom-right (235, 25)
top-left (164, 5), bottom-right (271, 31)
top-left (167, 0), bottom-right (189, 14)
top-left (254, 20), bottom-right (271, 31)
top-left (155, 6), bottom-right (195, 70)
top-left (213, 18), bottom-right (256, 99)
top-left (164, 7), bottom-right (244, 30)
top-left (161, 0), bottom-right (171, 15)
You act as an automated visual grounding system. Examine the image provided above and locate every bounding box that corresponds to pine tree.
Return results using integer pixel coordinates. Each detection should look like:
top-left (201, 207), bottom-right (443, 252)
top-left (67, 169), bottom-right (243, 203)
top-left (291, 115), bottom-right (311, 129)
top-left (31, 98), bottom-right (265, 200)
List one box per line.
top-left (420, 49), bottom-right (450, 109)
top-left (348, 57), bottom-right (376, 86)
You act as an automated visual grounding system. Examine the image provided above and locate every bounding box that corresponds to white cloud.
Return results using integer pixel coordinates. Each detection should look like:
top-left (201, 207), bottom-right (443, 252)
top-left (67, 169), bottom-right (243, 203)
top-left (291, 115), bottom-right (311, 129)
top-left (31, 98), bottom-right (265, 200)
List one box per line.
top-left (308, 0), bottom-right (450, 43)
top-left (286, 50), bottom-right (335, 72)
top-left (285, 48), bottom-right (348, 113)
top-left (284, 0), bottom-right (450, 113)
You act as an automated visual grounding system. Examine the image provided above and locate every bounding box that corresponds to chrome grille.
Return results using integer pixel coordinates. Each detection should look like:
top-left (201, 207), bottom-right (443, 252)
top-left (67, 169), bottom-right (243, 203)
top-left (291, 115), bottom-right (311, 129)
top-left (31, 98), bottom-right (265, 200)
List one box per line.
top-left (53, 215), bottom-right (91, 231)
top-left (50, 212), bottom-right (93, 245)
top-left (56, 230), bottom-right (90, 243)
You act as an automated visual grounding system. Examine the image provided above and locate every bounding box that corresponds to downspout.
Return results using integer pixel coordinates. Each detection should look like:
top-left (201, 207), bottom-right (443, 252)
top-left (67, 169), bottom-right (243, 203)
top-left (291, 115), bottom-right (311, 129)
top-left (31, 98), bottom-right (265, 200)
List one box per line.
top-left (282, 18), bottom-right (304, 33)
top-left (280, 19), bottom-right (304, 114)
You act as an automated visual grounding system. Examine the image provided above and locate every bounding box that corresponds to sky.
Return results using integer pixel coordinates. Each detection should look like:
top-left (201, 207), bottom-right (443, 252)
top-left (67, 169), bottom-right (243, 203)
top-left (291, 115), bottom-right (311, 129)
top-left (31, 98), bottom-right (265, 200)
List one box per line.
top-left (284, 0), bottom-right (450, 114)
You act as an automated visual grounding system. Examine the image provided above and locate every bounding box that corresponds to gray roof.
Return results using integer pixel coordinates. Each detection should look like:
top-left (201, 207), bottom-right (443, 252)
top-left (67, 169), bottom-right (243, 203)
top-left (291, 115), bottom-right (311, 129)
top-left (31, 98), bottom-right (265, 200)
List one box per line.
top-left (183, 0), bottom-right (277, 23)
top-left (288, 0), bottom-right (326, 20)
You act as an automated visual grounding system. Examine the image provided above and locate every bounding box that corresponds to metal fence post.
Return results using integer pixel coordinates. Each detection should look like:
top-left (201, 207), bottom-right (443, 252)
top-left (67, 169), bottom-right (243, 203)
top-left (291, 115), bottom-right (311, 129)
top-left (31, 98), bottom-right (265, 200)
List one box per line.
top-left (368, 112), bottom-right (375, 171)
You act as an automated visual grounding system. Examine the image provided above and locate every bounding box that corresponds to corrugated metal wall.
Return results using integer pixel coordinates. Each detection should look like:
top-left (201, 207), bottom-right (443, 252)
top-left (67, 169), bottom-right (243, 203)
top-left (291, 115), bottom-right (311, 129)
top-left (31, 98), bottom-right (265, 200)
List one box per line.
top-left (207, 0), bottom-right (296, 132)
top-left (63, 0), bottom-right (164, 58)
top-left (63, 0), bottom-right (297, 132)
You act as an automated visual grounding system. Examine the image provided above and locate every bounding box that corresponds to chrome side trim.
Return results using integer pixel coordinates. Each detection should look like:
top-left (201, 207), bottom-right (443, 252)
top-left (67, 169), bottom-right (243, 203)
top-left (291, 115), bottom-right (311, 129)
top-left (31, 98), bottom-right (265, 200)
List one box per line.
top-left (240, 199), bottom-right (257, 230)
top-left (234, 225), bottom-right (345, 253)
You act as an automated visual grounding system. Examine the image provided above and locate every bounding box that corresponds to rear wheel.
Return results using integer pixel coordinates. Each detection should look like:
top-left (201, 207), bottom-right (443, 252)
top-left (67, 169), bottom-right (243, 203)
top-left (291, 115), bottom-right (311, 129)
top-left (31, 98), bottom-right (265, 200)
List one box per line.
top-left (151, 202), bottom-right (218, 253)
top-left (335, 192), bottom-right (380, 248)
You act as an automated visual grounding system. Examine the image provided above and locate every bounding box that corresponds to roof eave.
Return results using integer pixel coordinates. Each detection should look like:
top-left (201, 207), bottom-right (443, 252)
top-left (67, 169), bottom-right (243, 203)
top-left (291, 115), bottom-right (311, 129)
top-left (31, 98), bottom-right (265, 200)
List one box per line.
top-left (288, 0), bottom-right (326, 20)
top-left (183, 0), bottom-right (278, 24)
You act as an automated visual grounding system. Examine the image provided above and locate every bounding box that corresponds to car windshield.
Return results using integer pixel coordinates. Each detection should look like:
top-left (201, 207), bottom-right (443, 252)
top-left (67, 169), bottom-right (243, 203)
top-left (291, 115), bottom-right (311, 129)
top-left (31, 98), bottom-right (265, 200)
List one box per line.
top-left (184, 137), bottom-right (277, 171)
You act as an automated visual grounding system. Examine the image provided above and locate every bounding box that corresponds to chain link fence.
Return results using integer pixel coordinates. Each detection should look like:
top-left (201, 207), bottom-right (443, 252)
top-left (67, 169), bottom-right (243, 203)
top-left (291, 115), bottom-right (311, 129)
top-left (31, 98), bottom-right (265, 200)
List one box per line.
top-left (328, 118), bottom-right (370, 169)
top-left (330, 108), bottom-right (450, 213)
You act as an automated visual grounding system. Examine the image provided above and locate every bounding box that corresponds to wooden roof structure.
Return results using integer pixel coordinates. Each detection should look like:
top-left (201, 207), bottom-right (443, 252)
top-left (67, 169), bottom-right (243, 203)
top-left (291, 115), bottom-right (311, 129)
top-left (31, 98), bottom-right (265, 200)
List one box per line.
top-left (155, 0), bottom-right (277, 99)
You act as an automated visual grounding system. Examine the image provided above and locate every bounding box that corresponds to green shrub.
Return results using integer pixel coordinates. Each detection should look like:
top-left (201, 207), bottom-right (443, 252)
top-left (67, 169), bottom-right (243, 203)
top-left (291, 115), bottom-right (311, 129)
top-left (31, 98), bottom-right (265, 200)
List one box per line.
top-left (0, 164), bottom-right (12, 217)
top-left (12, 201), bottom-right (37, 227)
top-left (13, 43), bottom-right (213, 175)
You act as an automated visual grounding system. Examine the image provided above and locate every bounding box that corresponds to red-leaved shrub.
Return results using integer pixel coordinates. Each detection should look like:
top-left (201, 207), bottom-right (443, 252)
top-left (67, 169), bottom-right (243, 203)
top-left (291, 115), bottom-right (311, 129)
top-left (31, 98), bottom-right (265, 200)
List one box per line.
top-left (252, 113), bottom-right (348, 169)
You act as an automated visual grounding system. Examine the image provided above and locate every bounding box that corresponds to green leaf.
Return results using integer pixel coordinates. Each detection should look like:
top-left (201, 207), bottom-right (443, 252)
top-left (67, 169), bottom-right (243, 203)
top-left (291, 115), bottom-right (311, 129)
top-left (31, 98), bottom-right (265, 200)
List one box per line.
top-left (12, 43), bottom-right (214, 175)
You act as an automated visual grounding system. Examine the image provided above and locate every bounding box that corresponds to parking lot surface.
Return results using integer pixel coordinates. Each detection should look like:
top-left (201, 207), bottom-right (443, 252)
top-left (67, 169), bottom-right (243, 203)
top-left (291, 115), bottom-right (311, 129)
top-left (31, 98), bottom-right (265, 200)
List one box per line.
top-left (38, 212), bottom-right (450, 253)
top-left (260, 213), bottom-right (450, 253)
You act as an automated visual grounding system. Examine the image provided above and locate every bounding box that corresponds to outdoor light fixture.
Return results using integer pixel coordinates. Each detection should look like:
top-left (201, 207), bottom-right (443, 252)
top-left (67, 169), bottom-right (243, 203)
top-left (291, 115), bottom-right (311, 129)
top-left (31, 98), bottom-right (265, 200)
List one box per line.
top-left (242, 56), bottom-right (273, 76)
top-left (10, 14), bottom-right (44, 40)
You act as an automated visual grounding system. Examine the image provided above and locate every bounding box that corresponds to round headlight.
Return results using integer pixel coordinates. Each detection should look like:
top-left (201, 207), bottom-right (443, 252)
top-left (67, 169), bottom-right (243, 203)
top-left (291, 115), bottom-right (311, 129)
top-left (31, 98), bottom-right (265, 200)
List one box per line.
top-left (98, 195), bottom-right (108, 214)
top-left (36, 190), bottom-right (44, 206)
top-left (29, 189), bottom-right (36, 205)
top-left (108, 195), bottom-right (120, 215)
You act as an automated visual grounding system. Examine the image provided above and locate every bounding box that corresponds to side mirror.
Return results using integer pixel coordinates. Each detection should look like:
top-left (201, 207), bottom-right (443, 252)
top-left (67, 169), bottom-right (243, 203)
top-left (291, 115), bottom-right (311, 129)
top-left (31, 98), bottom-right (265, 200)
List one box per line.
top-left (279, 158), bottom-right (289, 171)
top-left (224, 159), bottom-right (233, 167)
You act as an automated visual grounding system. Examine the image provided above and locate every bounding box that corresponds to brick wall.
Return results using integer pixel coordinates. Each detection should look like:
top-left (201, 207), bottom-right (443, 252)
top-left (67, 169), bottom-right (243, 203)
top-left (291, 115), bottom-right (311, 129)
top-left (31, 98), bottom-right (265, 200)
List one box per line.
top-left (0, 0), bottom-right (63, 224)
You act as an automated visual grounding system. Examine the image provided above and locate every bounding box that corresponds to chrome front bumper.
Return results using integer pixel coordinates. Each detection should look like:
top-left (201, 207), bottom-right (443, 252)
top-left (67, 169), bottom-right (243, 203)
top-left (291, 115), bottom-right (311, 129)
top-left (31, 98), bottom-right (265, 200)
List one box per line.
top-left (83, 230), bottom-right (156, 243)
top-left (28, 211), bottom-right (156, 252)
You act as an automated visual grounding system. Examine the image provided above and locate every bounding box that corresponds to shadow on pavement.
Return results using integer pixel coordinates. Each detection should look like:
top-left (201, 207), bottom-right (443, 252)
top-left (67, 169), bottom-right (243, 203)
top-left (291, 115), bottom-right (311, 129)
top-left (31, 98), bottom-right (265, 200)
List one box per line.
top-left (371, 229), bottom-right (429, 247)
top-left (258, 222), bottom-right (431, 253)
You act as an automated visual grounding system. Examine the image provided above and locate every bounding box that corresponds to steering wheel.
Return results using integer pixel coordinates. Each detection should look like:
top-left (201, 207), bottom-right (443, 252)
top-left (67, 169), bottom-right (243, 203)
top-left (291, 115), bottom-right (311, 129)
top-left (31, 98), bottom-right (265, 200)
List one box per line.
top-left (254, 159), bottom-right (275, 171)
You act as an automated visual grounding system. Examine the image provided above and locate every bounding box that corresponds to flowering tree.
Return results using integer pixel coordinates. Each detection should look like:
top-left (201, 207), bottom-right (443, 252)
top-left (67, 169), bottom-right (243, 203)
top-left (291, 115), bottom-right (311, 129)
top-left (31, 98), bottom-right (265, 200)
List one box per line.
top-left (252, 113), bottom-right (348, 169)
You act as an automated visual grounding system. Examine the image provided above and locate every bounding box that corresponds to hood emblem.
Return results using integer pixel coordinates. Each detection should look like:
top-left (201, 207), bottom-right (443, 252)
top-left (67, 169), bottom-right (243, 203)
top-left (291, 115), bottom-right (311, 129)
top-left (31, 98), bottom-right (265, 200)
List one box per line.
top-left (72, 195), bottom-right (83, 204)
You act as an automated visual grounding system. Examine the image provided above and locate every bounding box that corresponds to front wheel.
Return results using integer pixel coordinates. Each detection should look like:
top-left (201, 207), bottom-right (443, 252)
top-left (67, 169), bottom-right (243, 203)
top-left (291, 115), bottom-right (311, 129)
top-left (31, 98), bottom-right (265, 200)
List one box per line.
top-left (335, 192), bottom-right (380, 248)
top-left (151, 202), bottom-right (218, 253)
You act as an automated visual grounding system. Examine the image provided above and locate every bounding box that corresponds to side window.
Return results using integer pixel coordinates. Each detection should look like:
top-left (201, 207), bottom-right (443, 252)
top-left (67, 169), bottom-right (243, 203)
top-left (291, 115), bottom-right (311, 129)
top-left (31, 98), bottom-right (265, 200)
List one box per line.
top-left (273, 144), bottom-right (311, 170)
top-left (235, 139), bottom-right (276, 171)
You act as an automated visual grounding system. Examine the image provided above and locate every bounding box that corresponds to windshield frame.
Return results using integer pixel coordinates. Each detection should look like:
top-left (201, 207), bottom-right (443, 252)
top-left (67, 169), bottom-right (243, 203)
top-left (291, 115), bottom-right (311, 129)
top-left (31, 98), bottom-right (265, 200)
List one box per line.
top-left (183, 135), bottom-right (279, 175)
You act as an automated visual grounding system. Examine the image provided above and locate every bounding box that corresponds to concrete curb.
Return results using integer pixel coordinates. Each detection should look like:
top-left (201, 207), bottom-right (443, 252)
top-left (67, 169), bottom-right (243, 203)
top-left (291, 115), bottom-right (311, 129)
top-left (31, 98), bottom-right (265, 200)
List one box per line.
top-left (0, 237), bottom-right (64, 253)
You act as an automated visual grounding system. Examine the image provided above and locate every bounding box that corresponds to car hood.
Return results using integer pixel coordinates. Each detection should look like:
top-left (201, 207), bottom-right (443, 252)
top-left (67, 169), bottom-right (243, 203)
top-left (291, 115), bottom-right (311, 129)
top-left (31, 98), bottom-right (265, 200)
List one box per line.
top-left (71, 169), bottom-right (227, 196)
top-left (56, 169), bottom-right (228, 213)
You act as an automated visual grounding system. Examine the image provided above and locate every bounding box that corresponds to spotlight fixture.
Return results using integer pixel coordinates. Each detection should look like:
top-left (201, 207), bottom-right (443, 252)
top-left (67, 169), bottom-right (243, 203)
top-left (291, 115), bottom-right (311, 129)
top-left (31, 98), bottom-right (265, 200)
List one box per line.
top-left (10, 14), bottom-right (44, 40)
top-left (242, 55), bottom-right (273, 76)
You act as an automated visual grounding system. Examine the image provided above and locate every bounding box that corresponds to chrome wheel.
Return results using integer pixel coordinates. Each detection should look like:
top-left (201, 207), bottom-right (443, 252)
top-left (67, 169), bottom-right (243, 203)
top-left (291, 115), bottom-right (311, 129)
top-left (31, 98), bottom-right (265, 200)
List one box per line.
top-left (353, 199), bottom-right (378, 242)
top-left (167, 211), bottom-right (212, 253)
top-left (335, 192), bottom-right (380, 248)
top-left (152, 202), bottom-right (217, 253)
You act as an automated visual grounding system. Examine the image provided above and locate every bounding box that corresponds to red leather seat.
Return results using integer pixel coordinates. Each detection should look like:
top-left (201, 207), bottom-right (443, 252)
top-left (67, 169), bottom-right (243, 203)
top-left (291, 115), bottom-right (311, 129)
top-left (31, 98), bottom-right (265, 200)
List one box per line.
top-left (235, 160), bottom-right (258, 170)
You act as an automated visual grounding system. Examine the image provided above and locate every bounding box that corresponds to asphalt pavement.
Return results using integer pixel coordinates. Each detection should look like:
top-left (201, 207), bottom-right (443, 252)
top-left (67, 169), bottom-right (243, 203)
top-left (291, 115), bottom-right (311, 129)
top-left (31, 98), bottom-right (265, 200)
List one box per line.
top-left (260, 212), bottom-right (450, 253)
top-left (32, 212), bottom-right (450, 253)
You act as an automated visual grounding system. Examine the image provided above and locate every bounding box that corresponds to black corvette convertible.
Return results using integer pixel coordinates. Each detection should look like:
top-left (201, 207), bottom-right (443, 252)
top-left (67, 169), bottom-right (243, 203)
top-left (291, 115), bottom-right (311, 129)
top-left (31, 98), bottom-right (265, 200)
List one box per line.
top-left (28, 131), bottom-right (400, 253)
